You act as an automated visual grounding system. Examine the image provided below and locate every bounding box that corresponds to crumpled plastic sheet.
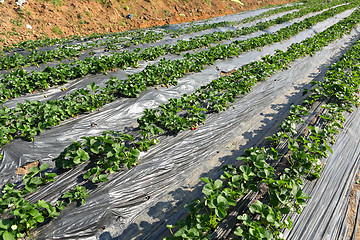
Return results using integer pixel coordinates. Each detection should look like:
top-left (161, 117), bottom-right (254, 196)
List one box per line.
top-left (283, 72), bottom-right (360, 240)
top-left (2, 3), bottom-right (301, 57)
top-left (0, 4), bottom-right (297, 73)
top-left (0, 7), bottom-right (302, 106)
top-left (1, 9), bottom-right (304, 108)
top-left (97, 25), bottom-right (360, 240)
top-left (0, 5), bottom-right (350, 186)
top-left (0, 5), bottom-right (357, 240)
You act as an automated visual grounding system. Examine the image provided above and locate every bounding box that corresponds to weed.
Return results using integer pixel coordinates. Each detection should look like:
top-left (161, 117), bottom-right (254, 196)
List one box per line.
top-left (51, 0), bottom-right (64, 6)
top-left (11, 18), bottom-right (23, 27)
top-left (52, 25), bottom-right (63, 35)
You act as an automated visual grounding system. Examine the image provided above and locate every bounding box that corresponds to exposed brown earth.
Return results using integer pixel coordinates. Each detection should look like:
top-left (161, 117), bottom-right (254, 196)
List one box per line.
top-left (16, 160), bottom-right (39, 175)
top-left (0, 0), bottom-right (298, 48)
top-left (348, 170), bottom-right (360, 240)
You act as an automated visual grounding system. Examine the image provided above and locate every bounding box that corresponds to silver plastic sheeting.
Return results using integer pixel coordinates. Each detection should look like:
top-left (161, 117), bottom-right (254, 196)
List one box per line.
top-left (284, 88), bottom-right (360, 240)
top-left (1, 7), bottom-right (302, 108)
top-left (0, 5), bottom-right (296, 75)
top-left (0, 5), bottom-right (351, 187)
top-left (12, 14), bottom-right (357, 240)
top-left (1, 3), bottom-right (285, 57)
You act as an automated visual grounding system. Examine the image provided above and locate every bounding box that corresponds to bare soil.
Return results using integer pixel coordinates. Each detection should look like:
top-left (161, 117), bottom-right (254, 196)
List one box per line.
top-left (0, 0), bottom-right (298, 48)
top-left (348, 170), bottom-right (360, 239)
top-left (16, 160), bottom-right (39, 175)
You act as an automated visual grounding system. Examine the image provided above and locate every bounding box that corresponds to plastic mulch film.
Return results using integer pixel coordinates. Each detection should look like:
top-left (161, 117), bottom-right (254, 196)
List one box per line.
top-left (282, 101), bottom-right (360, 240)
top-left (13, 18), bottom-right (357, 239)
top-left (0, 6), bottom-right (303, 108)
top-left (0, 5), bottom-right (296, 76)
top-left (0, 5), bottom-right (353, 188)
top-left (1, 3), bottom-right (298, 58)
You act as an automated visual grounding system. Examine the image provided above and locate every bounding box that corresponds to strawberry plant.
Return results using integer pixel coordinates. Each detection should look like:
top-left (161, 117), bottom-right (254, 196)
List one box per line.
top-left (138, 5), bottom-right (360, 134)
top-left (167, 30), bottom-right (360, 240)
top-left (1, 0), bottom-right (311, 53)
top-left (0, 1), bottom-right (349, 103)
top-left (61, 186), bottom-right (89, 206)
top-left (0, 1), bottom-right (359, 239)
top-left (0, 2), bottom-right (353, 147)
top-left (22, 164), bottom-right (57, 193)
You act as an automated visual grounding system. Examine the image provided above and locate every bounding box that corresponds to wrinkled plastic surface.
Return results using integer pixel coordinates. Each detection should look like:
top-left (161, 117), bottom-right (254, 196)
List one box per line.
top-left (283, 91), bottom-right (360, 240)
top-left (0, 5), bottom-right (326, 184)
top-left (1, 6), bottom-right (348, 184)
top-left (0, 5), bottom-right (357, 240)
top-left (1, 7), bottom-right (302, 108)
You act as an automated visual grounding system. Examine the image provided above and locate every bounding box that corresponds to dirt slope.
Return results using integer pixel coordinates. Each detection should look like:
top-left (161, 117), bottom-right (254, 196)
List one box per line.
top-left (0, 0), bottom-right (298, 48)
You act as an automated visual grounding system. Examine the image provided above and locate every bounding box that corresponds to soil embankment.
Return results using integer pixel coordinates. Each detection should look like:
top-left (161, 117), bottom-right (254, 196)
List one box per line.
top-left (0, 0), bottom-right (298, 48)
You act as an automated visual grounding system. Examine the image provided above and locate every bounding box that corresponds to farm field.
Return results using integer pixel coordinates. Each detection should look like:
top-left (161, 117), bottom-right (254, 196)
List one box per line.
top-left (1, 0), bottom-right (360, 239)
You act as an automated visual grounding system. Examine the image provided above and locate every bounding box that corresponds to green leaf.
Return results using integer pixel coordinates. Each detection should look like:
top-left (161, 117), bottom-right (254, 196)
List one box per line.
top-left (2, 231), bottom-right (15, 240)
top-left (200, 177), bottom-right (211, 183)
top-left (237, 213), bottom-right (250, 222)
top-left (45, 173), bottom-right (57, 178)
top-left (98, 174), bottom-right (109, 182)
top-left (37, 200), bottom-right (48, 209)
top-left (0, 219), bottom-right (11, 230)
top-left (130, 148), bottom-right (140, 158)
top-left (39, 164), bottom-right (50, 172)
top-left (73, 156), bottom-right (81, 164)
top-left (217, 195), bottom-right (228, 206)
top-left (214, 179), bottom-right (223, 189)
top-left (215, 206), bottom-right (226, 218)
top-left (266, 213), bottom-right (276, 223)
top-left (90, 147), bottom-right (99, 154)
top-left (83, 170), bottom-right (92, 180)
top-left (113, 143), bottom-right (124, 153)
top-left (89, 138), bottom-right (96, 146)
top-left (234, 226), bottom-right (243, 236)
top-left (249, 200), bottom-right (263, 214)
top-left (36, 215), bottom-right (44, 223)
top-left (261, 228), bottom-right (273, 239)
top-left (25, 184), bottom-right (38, 193)
top-left (77, 148), bottom-right (90, 161)
top-left (29, 208), bottom-right (41, 217)
top-left (28, 166), bottom-right (40, 175)
top-left (92, 176), bottom-right (99, 183)
top-left (167, 224), bottom-right (175, 229)
top-left (31, 177), bottom-right (43, 185)
top-left (188, 227), bottom-right (200, 237)
top-left (279, 207), bottom-right (290, 215)
top-left (106, 151), bottom-right (114, 158)
top-left (202, 183), bottom-right (213, 195)
top-left (173, 227), bottom-right (186, 237)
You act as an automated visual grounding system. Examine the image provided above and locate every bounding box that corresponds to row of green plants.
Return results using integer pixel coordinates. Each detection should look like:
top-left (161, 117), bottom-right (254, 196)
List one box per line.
top-left (1, 27), bottom-right (164, 53)
top-left (0, 4), bottom-right (359, 239)
top-left (0, 0), bottom-right (307, 53)
top-left (103, 2), bottom-right (355, 97)
top-left (0, 129), bottom-right (162, 240)
top-left (166, 101), bottom-right (340, 239)
top-left (2, 0), bottom-right (333, 71)
top-left (166, 26), bottom-right (360, 240)
top-left (0, 30), bottom-right (167, 70)
top-left (0, 2), bottom-right (354, 149)
top-left (0, 0), bottom-right (335, 102)
top-left (0, 1), bottom-right (347, 152)
top-left (53, 5), bottom-right (360, 179)
top-left (240, 0), bottom-right (304, 23)
top-left (136, 3), bottom-right (359, 133)
top-left (0, 163), bottom-right (90, 240)
top-left (168, 0), bottom-right (306, 37)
